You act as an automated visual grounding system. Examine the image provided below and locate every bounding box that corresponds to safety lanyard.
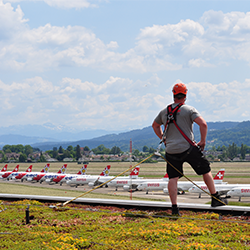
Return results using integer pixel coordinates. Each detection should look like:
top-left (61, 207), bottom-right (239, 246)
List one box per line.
top-left (164, 103), bottom-right (196, 147)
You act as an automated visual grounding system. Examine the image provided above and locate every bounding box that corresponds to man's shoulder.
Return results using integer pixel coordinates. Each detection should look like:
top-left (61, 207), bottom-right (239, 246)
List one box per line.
top-left (159, 103), bottom-right (197, 114)
top-left (182, 104), bottom-right (193, 108)
top-left (181, 104), bottom-right (196, 111)
top-left (180, 104), bottom-right (200, 119)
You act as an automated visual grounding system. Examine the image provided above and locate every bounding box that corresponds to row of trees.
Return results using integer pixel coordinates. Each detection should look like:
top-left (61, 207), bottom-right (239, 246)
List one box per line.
top-left (1, 145), bottom-right (36, 163)
top-left (208, 143), bottom-right (250, 161)
top-left (1, 143), bottom-right (250, 163)
top-left (91, 145), bottom-right (122, 155)
top-left (91, 145), bottom-right (157, 156)
top-left (46, 145), bottom-right (83, 161)
top-left (0, 144), bottom-right (125, 162)
top-left (46, 145), bottom-right (124, 159)
top-left (0, 144), bottom-right (84, 162)
top-left (3, 144), bottom-right (35, 156)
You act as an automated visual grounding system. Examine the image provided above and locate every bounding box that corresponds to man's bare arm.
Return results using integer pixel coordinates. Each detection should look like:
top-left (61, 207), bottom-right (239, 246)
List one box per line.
top-left (152, 120), bottom-right (163, 140)
top-left (194, 116), bottom-right (207, 151)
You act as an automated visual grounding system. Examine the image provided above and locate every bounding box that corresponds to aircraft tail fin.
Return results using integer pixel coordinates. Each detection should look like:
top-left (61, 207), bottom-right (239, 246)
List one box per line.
top-left (214, 169), bottom-right (225, 183)
top-left (162, 173), bottom-right (169, 180)
top-left (77, 164), bottom-right (88, 175)
top-left (129, 166), bottom-right (140, 178)
top-left (58, 164), bottom-right (67, 174)
top-left (0, 164), bottom-right (8, 172)
top-left (26, 165), bottom-right (33, 172)
top-left (99, 165), bottom-right (111, 176)
top-left (41, 164), bottom-right (50, 173)
top-left (12, 165), bottom-right (19, 172)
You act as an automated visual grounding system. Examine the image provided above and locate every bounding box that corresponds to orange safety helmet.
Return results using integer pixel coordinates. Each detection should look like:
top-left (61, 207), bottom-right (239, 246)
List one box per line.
top-left (172, 83), bottom-right (187, 95)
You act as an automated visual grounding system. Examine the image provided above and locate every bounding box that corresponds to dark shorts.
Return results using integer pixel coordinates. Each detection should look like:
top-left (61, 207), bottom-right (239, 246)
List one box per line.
top-left (165, 146), bottom-right (211, 179)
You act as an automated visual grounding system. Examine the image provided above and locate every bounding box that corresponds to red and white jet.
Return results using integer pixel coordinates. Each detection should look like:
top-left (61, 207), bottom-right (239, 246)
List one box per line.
top-left (47, 165), bottom-right (88, 185)
top-left (135, 173), bottom-right (171, 194)
top-left (174, 168), bottom-right (226, 193)
top-left (0, 164), bottom-right (8, 179)
top-left (66, 165), bottom-right (111, 188)
top-left (227, 186), bottom-right (250, 201)
top-left (1, 165), bottom-right (20, 180)
top-left (24, 164), bottom-right (50, 182)
top-left (107, 166), bottom-right (150, 191)
top-left (189, 181), bottom-right (250, 198)
top-left (137, 169), bottom-right (225, 194)
top-left (34, 164), bottom-right (67, 184)
top-left (12, 165), bottom-right (33, 181)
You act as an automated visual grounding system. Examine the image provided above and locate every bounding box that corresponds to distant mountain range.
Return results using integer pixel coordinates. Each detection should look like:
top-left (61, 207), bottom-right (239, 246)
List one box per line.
top-left (0, 123), bottom-right (120, 141)
top-left (1, 121), bottom-right (250, 151)
top-left (0, 123), bottom-right (121, 148)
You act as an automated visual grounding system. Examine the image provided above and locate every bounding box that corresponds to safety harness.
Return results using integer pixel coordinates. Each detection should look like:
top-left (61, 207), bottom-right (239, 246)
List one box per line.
top-left (164, 103), bottom-right (196, 147)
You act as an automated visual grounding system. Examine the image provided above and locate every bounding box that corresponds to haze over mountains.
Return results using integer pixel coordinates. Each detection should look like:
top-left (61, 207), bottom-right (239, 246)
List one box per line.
top-left (0, 121), bottom-right (250, 152)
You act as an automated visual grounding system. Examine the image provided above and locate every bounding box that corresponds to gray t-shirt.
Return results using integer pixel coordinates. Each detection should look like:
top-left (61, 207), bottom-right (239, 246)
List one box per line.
top-left (154, 103), bottom-right (200, 154)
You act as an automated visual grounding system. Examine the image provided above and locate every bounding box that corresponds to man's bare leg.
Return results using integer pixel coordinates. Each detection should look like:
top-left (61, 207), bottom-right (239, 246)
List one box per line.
top-left (203, 171), bottom-right (227, 206)
top-left (168, 177), bottom-right (181, 215)
top-left (203, 171), bottom-right (216, 194)
top-left (168, 177), bottom-right (179, 205)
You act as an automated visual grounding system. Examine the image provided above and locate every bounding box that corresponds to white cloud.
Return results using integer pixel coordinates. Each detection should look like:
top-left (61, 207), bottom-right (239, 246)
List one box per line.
top-left (2, 2), bottom-right (250, 74)
top-left (198, 11), bottom-right (250, 63)
top-left (200, 10), bottom-right (248, 36)
top-left (3, 0), bottom-right (97, 9)
top-left (187, 79), bottom-right (250, 122)
top-left (135, 11), bottom-right (250, 69)
top-left (0, 76), bottom-right (160, 130)
top-left (137, 20), bottom-right (204, 48)
top-left (0, 20), bottom-right (109, 71)
top-left (0, 1), bottom-right (28, 39)
top-left (136, 19), bottom-right (205, 61)
top-left (44, 0), bottom-right (96, 9)
top-left (1, 2), bottom-right (250, 131)
top-left (107, 41), bottom-right (119, 50)
top-left (1, 73), bottom-right (250, 130)
top-left (188, 58), bottom-right (214, 68)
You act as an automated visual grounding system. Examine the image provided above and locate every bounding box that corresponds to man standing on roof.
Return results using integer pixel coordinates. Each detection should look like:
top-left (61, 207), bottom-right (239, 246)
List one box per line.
top-left (152, 83), bottom-right (227, 216)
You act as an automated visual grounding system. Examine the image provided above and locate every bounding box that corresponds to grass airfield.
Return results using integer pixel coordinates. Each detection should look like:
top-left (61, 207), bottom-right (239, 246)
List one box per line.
top-left (3, 160), bottom-right (249, 182)
top-left (1, 161), bottom-right (250, 204)
top-left (1, 162), bottom-right (250, 250)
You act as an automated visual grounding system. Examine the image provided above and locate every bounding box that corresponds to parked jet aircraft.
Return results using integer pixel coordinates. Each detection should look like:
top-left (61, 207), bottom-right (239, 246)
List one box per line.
top-left (11, 165), bottom-right (33, 181)
top-left (1, 165), bottom-right (19, 180)
top-left (35, 164), bottom-right (67, 184)
top-left (47, 165), bottom-right (88, 185)
top-left (227, 186), bottom-right (250, 201)
top-left (88, 166), bottom-right (115, 187)
top-left (189, 182), bottom-right (250, 198)
top-left (86, 166), bottom-right (146, 189)
top-left (106, 166), bottom-right (165, 191)
top-left (66, 165), bottom-right (111, 188)
top-left (137, 177), bottom-right (168, 194)
top-left (27, 164), bottom-right (66, 183)
top-left (175, 168), bottom-right (226, 193)
top-left (107, 166), bottom-right (141, 191)
top-left (0, 164), bottom-right (8, 179)
top-left (138, 169), bottom-right (225, 194)
top-left (24, 164), bottom-right (50, 182)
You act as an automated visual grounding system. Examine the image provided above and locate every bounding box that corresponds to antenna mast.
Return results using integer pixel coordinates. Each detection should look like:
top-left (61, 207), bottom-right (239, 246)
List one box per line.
top-left (130, 139), bottom-right (132, 200)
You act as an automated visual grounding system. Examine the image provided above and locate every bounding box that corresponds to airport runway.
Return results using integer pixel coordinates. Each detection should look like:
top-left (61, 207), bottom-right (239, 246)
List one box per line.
top-left (1, 179), bottom-right (250, 205)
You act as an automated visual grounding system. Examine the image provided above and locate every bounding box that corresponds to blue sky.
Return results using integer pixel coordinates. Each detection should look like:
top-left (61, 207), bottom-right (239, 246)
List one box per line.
top-left (1, 0), bottom-right (250, 133)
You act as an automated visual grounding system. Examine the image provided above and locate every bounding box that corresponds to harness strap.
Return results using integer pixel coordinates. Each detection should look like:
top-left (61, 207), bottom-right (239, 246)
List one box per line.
top-left (172, 120), bottom-right (196, 147)
top-left (164, 103), bottom-right (183, 132)
top-left (164, 103), bottom-right (196, 147)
